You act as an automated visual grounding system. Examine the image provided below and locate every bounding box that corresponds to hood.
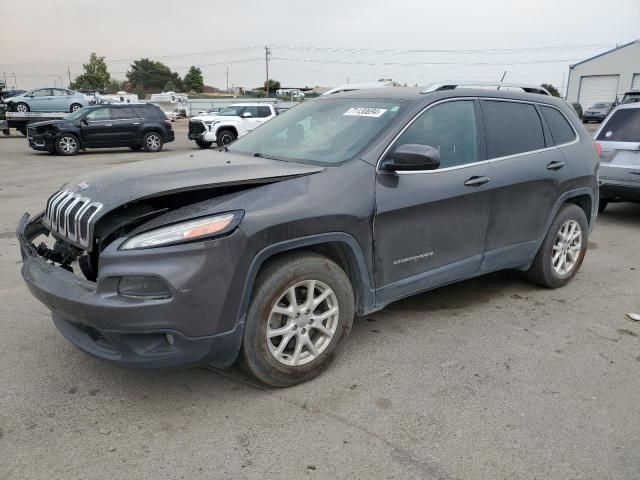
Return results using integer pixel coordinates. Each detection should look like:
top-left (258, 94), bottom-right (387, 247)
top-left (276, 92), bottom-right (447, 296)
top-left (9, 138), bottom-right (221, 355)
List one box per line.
top-left (62, 149), bottom-right (324, 219)
top-left (29, 119), bottom-right (71, 129)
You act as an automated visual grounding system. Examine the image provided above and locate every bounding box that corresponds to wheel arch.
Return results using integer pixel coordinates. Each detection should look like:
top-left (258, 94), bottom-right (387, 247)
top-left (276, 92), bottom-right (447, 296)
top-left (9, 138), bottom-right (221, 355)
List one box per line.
top-left (215, 125), bottom-right (238, 137)
top-left (544, 187), bottom-right (596, 237)
top-left (238, 233), bottom-right (375, 326)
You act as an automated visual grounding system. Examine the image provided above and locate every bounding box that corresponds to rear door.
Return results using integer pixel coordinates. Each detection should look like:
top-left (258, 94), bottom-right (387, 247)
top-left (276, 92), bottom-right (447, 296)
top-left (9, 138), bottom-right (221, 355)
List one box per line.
top-left (597, 107), bottom-right (640, 182)
top-left (80, 107), bottom-right (113, 146)
top-left (480, 100), bottom-right (575, 269)
top-left (373, 99), bottom-right (495, 303)
top-left (109, 107), bottom-right (140, 145)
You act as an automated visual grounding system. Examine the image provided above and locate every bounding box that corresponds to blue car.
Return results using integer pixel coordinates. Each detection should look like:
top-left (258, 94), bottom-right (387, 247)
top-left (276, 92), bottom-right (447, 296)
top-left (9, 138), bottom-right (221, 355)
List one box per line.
top-left (7, 88), bottom-right (88, 113)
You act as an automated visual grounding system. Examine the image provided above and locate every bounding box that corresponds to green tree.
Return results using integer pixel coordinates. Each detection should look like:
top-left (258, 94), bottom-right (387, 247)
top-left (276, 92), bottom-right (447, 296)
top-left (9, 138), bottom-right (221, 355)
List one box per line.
top-left (264, 79), bottom-right (280, 95)
top-left (183, 66), bottom-right (204, 92)
top-left (541, 83), bottom-right (561, 97)
top-left (105, 79), bottom-right (124, 94)
top-left (126, 59), bottom-right (183, 93)
top-left (163, 80), bottom-right (177, 92)
top-left (71, 52), bottom-right (111, 92)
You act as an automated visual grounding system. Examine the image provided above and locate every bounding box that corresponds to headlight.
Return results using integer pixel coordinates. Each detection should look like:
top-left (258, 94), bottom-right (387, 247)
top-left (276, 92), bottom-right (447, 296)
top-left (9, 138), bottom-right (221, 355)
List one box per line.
top-left (120, 211), bottom-right (243, 250)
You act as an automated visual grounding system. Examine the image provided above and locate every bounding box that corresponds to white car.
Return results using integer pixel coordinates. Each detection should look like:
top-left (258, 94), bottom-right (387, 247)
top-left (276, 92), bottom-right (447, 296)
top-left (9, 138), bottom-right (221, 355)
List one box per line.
top-left (187, 103), bottom-right (277, 148)
top-left (164, 110), bottom-right (178, 121)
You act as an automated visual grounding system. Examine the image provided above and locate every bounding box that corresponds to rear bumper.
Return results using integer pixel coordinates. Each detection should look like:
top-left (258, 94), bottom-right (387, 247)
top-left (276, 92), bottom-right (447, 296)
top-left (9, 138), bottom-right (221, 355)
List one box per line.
top-left (17, 213), bottom-right (244, 369)
top-left (583, 114), bottom-right (606, 122)
top-left (164, 130), bottom-right (175, 143)
top-left (599, 180), bottom-right (640, 202)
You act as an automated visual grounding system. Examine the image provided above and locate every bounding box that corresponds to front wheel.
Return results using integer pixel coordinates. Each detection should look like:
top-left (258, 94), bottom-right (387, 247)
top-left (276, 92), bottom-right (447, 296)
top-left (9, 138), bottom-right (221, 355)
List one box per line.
top-left (216, 129), bottom-right (236, 148)
top-left (55, 134), bottom-right (80, 155)
top-left (240, 253), bottom-right (355, 387)
top-left (195, 139), bottom-right (213, 149)
top-left (142, 132), bottom-right (163, 152)
top-left (525, 204), bottom-right (588, 288)
top-left (15, 102), bottom-right (30, 113)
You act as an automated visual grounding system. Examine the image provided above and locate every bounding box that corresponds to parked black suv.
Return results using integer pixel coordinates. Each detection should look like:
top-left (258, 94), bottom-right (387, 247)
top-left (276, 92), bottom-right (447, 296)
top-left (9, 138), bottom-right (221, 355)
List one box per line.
top-left (18, 86), bottom-right (599, 386)
top-left (26, 103), bottom-right (174, 155)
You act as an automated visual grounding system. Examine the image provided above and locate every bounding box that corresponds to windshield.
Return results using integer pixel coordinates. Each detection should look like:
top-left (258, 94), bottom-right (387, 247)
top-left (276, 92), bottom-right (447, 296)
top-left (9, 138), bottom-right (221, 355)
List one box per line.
top-left (64, 107), bottom-right (92, 121)
top-left (229, 99), bottom-right (405, 165)
top-left (592, 103), bottom-right (610, 109)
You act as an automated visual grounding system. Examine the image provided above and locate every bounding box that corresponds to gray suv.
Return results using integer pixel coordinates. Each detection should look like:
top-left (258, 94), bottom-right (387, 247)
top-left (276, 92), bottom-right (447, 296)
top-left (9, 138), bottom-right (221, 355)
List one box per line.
top-left (18, 86), bottom-right (599, 386)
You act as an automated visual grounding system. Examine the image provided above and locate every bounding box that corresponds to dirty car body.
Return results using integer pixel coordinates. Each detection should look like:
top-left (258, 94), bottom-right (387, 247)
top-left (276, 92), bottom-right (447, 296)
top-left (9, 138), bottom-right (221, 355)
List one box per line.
top-left (18, 87), bottom-right (599, 374)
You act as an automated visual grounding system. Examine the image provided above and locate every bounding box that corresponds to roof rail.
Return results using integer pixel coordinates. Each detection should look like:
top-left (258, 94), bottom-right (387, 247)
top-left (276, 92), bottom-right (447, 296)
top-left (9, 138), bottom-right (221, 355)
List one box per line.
top-left (421, 82), bottom-right (551, 96)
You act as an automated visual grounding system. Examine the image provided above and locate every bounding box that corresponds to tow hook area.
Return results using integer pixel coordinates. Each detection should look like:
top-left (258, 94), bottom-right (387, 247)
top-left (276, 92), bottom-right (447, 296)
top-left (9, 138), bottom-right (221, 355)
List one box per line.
top-left (36, 241), bottom-right (82, 271)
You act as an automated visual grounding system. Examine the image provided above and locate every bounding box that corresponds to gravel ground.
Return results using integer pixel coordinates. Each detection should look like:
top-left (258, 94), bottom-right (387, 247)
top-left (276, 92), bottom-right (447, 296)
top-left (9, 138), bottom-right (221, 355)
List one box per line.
top-left (1, 120), bottom-right (638, 480)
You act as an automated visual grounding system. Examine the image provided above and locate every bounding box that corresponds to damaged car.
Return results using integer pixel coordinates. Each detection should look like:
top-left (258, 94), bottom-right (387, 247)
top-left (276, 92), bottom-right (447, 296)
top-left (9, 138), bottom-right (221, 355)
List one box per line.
top-left (18, 86), bottom-right (599, 386)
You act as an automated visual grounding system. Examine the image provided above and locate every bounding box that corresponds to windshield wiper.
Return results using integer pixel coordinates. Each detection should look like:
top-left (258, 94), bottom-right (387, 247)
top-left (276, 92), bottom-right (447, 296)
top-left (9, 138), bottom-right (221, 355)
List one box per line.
top-left (253, 152), bottom-right (291, 162)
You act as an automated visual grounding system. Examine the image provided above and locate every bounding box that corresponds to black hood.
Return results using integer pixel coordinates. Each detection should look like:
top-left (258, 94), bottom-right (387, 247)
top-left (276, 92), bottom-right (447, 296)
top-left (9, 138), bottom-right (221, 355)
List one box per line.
top-left (28, 119), bottom-right (72, 129)
top-left (61, 149), bottom-right (324, 220)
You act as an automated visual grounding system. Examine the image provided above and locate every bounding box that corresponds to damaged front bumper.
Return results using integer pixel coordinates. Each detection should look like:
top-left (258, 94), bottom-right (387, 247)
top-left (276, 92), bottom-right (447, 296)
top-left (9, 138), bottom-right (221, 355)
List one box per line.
top-left (17, 213), bottom-right (244, 369)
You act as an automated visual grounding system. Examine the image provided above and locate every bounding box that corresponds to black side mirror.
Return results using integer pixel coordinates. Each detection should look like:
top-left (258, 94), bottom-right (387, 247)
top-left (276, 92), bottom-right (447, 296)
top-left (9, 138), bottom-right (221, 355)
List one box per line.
top-left (81, 117), bottom-right (89, 125)
top-left (382, 144), bottom-right (440, 172)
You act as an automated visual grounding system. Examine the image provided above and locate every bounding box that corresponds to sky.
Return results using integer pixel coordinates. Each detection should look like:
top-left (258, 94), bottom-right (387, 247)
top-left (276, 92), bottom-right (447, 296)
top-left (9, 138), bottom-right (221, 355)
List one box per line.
top-left (1, 0), bottom-right (638, 93)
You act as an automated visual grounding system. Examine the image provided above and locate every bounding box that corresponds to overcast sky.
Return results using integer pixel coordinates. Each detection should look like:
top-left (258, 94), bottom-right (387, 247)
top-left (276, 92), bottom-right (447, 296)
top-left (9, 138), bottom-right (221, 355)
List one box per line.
top-left (1, 0), bottom-right (638, 92)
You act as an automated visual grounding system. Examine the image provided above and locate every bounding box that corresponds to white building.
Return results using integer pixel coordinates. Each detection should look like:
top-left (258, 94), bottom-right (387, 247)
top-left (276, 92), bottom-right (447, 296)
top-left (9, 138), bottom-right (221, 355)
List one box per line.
top-left (566, 40), bottom-right (640, 109)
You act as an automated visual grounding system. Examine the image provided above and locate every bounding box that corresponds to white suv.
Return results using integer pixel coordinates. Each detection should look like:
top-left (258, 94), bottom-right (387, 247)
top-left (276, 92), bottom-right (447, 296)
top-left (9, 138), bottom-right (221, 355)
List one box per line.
top-left (188, 103), bottom-right (277, 148)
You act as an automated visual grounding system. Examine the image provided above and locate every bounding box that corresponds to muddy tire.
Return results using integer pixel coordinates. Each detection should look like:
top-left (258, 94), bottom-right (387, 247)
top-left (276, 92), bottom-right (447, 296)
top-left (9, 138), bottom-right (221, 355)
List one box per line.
top-left (525, 204), bottom-right (588, 288)
top-left (240, 253), bottom-right (354, 387)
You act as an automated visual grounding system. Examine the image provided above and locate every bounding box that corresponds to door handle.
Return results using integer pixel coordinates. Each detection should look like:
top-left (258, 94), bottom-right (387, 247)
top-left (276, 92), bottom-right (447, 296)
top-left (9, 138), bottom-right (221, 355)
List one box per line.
top-left (132, 122), bottom-right (140, 125)
top-left (546, 160), bottom-right (565, 171)
top-left (464, 176), bottom-right (490, 187)
top-left (104, 124), bottom-right (113, 127)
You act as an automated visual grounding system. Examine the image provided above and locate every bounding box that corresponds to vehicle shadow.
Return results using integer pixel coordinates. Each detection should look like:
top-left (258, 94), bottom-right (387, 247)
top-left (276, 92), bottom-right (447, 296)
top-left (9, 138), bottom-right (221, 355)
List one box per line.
top-left (598, 202), bottom-right (640, 225)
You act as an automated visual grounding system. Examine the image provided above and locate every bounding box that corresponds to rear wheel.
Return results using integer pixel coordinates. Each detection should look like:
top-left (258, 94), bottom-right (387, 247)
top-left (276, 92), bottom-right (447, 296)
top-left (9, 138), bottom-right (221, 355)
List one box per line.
top-left (195, 139), bottom-right (213, 149)
top-left (240, 253), bottom-right (354, 387)
top-left (216, 129), bottom-right (236, 148)
top-left (142, 132), bottom-right (163, 152)
top-left (54, 134), bottom-right (80, 155)
top-left (15, 102), bottom-right (29, 113)
top-left (70, 103), bottom-right (83, 113)
top-left (525, 204), bottom-right (588, 288)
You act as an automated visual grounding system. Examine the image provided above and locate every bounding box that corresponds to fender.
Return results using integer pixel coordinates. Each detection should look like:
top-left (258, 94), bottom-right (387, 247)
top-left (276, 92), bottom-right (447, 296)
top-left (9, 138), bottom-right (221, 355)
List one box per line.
top-left (237, 232), bottom-right (376, 325)
top-left (543, 187), bottom-right (596, 236)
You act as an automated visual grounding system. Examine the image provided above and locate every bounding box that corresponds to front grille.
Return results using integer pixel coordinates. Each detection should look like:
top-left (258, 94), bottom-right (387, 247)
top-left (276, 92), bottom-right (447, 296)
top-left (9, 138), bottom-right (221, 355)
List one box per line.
top-left (189, 121), bottom-right (206, 135)
top-left (27, 126), bottom-right (35, 138)
top-left (42, 190), bottom-right (103, 249)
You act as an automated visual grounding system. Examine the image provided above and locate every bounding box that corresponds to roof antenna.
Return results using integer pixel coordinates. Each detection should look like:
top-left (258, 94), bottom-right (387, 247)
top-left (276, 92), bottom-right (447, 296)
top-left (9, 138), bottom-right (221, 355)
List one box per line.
top-left (497, 70), bottom-right (507, 90)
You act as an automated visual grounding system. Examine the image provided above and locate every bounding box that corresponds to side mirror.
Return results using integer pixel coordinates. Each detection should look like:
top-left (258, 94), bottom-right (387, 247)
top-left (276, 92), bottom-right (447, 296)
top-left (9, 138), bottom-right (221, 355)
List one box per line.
top-left (81, 117), bottom-right (89, 125)
top-left (382, 144), bottom-right (440, 172)
top-left (242, 111), bottom-right (253, 118)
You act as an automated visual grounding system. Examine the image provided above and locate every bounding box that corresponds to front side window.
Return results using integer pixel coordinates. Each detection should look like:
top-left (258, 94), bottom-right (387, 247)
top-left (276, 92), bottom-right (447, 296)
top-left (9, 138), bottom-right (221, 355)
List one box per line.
top-left (218, 105), bottom-right (246, 116)
top-left (393, 100), bottom-right (478, 169)
top-left (85, 108), bottom-right (111, 121)
top-left (540, 106), bottom-right (576, 146)
top-left (229, 99), bottom-right (405, 166)
top-left (481, 100), bottom-right (545, 158)
top-left (243, 106), bottom-right (259, 117)
top-left (31, 89), bottom-right (52, 97)
top-left (596, 109), bottom-right (640, 142)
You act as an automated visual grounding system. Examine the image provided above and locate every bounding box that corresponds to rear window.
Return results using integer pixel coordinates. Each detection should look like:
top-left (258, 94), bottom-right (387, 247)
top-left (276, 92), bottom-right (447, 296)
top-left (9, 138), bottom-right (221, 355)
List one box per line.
top-left (596, 109), bottom-right (640, 142)
top-left (481, 100), bottom-right (546, 158)
top-left (540, 106), bottom-right (576, 145)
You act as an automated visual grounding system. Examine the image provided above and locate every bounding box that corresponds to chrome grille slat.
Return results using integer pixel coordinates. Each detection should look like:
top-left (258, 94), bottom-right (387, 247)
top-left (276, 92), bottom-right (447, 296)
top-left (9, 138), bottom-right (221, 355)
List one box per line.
top-left (42, 190), bottom-right (103, 250)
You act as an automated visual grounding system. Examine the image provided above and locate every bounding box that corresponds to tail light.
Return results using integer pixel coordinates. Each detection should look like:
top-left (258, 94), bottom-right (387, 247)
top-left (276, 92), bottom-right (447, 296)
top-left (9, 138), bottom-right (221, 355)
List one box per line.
top-left (164, 119), bottom-right (172, 129)
top-left (595, 142), bottom-right (602, 158)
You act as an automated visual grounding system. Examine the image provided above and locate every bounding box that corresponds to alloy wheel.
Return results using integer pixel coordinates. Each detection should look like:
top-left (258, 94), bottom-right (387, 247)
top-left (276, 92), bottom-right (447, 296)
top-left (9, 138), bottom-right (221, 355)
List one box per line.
top-left (59, 136), bottom-right (77, 154)
top-left (552, 219), bottom-right (582, 275)
top-left (16, 104), bottom-right (28, 113)
top-left (266, 280), bottom-right (339, 366)
top-left (146, 134), bottom-right (161, 151)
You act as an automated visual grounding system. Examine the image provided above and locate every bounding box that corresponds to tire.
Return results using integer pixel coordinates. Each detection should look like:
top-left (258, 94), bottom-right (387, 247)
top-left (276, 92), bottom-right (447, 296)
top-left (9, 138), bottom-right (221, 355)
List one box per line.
top-left (240, 253), bottom-right (355, 387)
top-left (15, 102), bottom-right (29, 113)
top-left (54, 134), bottom-right (80, 155)
top-left (16, 127), bottom-right (27, 136)
top-left (129, 146), bottom-right (142, 151)
top-left (525, 203), bottom-right (588, 288)
top-left (195, 139), bottom-right (213, 149)
top-left (142, 131), bottom-right (163, 152)
top-left (216, 129), bottom-right (237, 148)
top-left (598, 199), bottom-right (608, 213)
top-left (70, 103), bottom-right (83, 113)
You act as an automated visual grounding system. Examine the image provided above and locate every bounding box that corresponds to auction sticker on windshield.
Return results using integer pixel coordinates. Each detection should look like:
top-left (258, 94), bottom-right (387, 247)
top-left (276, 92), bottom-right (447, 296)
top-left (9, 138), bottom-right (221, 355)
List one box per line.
top-left (343, 107), bottom-right (388, 118)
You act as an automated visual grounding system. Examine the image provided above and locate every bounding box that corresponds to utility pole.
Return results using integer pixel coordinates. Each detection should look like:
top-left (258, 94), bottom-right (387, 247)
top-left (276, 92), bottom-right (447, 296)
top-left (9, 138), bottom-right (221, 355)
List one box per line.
top-left (265, 46), bottom-right (271, 97)
top-left (2, 71), bottom-right (6, 87)
top-left (226, 66), bottom-right (229, 92)
top-left (11, 73), bottom-right (17, 89)
top-left (67, 66), bottom-right (72, 87)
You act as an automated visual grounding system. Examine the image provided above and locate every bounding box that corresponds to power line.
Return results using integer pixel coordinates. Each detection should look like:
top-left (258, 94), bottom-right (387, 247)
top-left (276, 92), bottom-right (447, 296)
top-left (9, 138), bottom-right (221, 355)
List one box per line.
top-left (271, 56), bottom-right (583, 67)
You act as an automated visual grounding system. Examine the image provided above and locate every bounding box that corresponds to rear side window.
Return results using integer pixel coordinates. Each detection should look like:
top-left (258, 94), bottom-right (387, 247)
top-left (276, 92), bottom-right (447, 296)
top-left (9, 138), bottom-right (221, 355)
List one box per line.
top-left (86, 108), bottom-right (111, 121)
top-left (111, 107), bottom-right (136, 120)
top-left (481, 100), bottom-right (545, 158)
top-left (394, 100), bottom-right (478, 169)
top-left (596, 109), bottom-right (640, 142)
top-left (540, 106), bottom-right (576, 145)
top-left (133, 105), bottom-right (162, 120)
top-left (257, 106), bottom-right (272, 118)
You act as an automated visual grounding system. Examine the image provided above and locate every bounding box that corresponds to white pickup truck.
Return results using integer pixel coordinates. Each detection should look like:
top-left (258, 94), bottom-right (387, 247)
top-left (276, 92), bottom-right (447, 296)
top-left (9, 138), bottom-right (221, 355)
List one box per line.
top-left (188, 103), bottom-right (277, 148)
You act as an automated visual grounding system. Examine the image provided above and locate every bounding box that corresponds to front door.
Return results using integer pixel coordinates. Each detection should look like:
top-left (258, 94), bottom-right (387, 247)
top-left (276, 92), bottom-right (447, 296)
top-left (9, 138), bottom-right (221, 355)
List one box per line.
top-left (373, 99), bottom-right (494, 305)
top-left (27, 89), bottom-right (53, 111)
top-left (80, 107), bottom-right (113, 147)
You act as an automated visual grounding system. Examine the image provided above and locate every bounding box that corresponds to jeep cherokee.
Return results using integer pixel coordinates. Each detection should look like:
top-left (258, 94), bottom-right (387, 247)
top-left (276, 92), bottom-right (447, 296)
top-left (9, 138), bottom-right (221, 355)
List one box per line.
top-left (18, 86), bottom-right (599, 386)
